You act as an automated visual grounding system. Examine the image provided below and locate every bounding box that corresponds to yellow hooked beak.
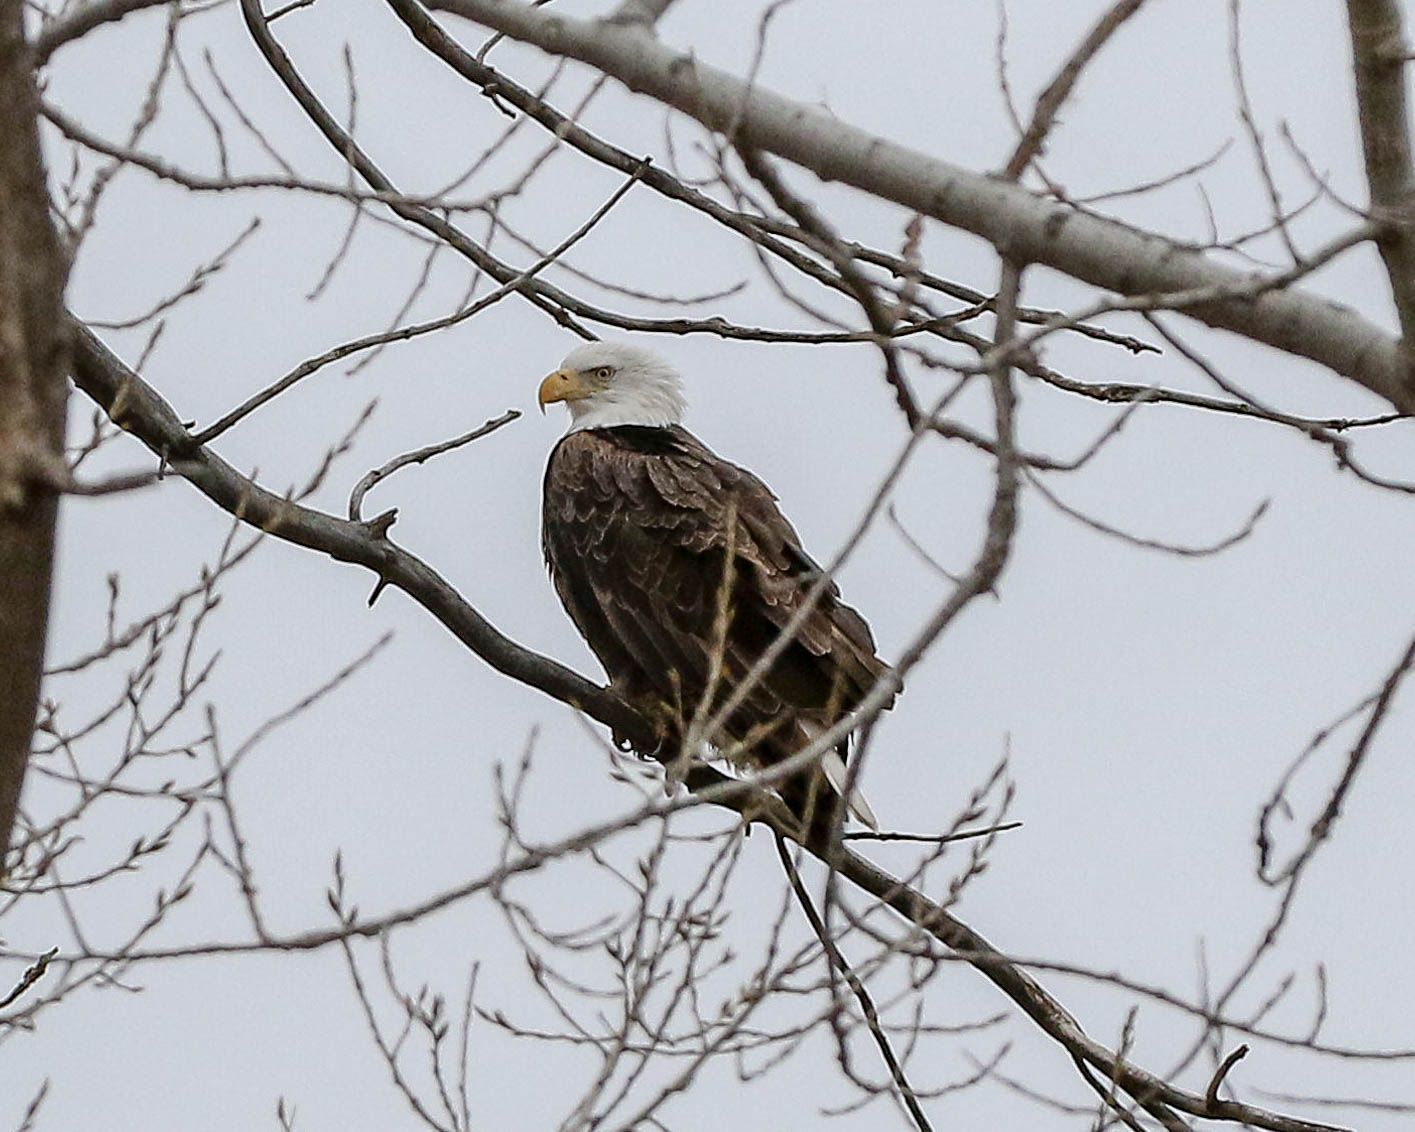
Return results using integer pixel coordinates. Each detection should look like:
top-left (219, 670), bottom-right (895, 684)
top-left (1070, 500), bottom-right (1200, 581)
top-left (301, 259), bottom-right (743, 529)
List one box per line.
top-left (537, 368), bottom-right (593, 413)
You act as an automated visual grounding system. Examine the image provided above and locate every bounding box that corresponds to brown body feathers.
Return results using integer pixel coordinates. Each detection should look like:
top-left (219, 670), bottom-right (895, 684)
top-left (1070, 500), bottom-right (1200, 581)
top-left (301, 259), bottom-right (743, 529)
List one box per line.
top-left (542, 424), bottom-right (894, 828)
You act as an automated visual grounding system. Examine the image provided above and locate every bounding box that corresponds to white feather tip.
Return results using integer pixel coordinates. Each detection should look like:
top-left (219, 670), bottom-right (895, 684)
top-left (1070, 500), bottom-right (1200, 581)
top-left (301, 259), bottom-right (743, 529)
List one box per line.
top-left (822, 750), bottom-right (879, 831)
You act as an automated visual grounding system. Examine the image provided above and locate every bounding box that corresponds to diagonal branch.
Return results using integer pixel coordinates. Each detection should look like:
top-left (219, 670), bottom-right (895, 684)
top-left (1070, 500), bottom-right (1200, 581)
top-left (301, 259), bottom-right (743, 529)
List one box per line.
top-left (67, 319), bottom-right (641, 748)
top-left (241, 0), bottom-right (1015, 357)
top-left (428, 0), bottom-right (1414, 413)
top-left (736, 145), bottom-right (920, 426)
top-left (385, 0), bottom-right (1160, 361)
top-left (775, 834), bottom-right (934, 1132)
top-left (1003, 0), bottom-right (1151, 179)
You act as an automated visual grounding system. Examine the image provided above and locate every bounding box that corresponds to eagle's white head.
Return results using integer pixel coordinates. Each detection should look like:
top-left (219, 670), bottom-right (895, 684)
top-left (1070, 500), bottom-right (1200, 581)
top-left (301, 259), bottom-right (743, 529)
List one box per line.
top-left (537, 341), bottom-right (687, 433)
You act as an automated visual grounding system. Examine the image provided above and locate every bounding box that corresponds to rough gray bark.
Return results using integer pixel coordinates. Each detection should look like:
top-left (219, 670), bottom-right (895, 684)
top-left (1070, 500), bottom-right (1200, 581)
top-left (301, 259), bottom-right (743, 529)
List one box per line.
top-left (0, 0), bottom-right (70, 868)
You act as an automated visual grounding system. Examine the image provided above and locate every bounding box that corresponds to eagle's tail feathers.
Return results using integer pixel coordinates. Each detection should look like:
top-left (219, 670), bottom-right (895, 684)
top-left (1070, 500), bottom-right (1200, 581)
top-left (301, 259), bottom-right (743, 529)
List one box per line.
top-left (822, 749), bottom-right (879, 831)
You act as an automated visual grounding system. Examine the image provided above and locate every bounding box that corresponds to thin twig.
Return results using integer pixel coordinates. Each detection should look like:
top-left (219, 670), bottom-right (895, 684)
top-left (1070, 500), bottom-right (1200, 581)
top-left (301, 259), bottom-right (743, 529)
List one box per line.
top-left (1206, 1044), bottom-right (1250, 1111)
top-left (775, 834), bottom-right (934, 1132)
top-left (347, 409), bottom-right (520, 521)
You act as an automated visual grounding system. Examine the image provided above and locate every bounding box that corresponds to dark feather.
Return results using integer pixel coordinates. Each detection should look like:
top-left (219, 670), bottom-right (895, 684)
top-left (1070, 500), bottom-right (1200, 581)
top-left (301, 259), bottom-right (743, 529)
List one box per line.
top-left (543, 425), bottom-right (896, 828)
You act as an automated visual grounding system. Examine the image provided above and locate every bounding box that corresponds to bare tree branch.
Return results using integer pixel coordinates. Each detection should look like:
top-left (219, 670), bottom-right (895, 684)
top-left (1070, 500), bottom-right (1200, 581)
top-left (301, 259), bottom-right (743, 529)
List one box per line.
top-left (30, 0), bottom-right (178, 65)
top-left (429, 0), bottom-right (1414, 412)
top-left (387, 0), bottom-right (1162, 362)
top-left (1003, 0), bottom-right (1151, 179)
top-left (29, 7), bottom-right (1410, 1119)
top-left (346, 409), bottom-right (519, 522)
top-left (775, 834), bottom-right (934, 1132)
top-left (67, 320), bottom-right (649, 753)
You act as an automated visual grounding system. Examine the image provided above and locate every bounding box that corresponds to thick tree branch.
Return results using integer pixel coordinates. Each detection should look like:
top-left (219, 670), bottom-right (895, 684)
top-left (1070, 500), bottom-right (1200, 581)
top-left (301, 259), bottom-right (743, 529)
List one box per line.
top-left (1346, 0), bottom-right (1415, 355)
top-left (428, 0), bottom-right (1414, 413)
top-left (240, 0), bottom-right (991, 356)
top-left (384, 0), bottom-right (1155, 364)
top-left (0, 1), bottom-right (69, 869)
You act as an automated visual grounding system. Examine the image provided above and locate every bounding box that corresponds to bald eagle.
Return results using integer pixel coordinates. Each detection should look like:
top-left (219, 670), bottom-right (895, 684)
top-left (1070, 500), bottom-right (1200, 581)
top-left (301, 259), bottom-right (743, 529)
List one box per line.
top-left (538, 342), bottom-right (894, 832)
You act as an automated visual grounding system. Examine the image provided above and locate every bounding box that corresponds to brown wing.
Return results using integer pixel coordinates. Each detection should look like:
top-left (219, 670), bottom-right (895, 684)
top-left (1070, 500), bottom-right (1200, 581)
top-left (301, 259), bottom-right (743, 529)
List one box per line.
top-left (542, 426), bottom-right (895, 747)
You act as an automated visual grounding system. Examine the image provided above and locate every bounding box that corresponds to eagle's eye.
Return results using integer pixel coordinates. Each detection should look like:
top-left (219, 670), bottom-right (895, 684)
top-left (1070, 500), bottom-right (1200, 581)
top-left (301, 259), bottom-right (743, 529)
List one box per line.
top-left (593, 365), bottom-right (614, 380)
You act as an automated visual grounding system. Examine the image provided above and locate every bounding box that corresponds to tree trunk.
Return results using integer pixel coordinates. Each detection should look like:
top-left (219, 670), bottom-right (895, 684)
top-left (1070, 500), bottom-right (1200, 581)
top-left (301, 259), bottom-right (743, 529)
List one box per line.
top-left (0, 0), bottom-right (69, 870)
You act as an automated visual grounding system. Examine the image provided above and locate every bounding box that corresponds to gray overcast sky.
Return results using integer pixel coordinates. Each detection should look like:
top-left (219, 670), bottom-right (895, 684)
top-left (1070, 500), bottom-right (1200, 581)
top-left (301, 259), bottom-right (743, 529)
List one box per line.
top-left (7, 1), bottom-right (1414, 1129)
